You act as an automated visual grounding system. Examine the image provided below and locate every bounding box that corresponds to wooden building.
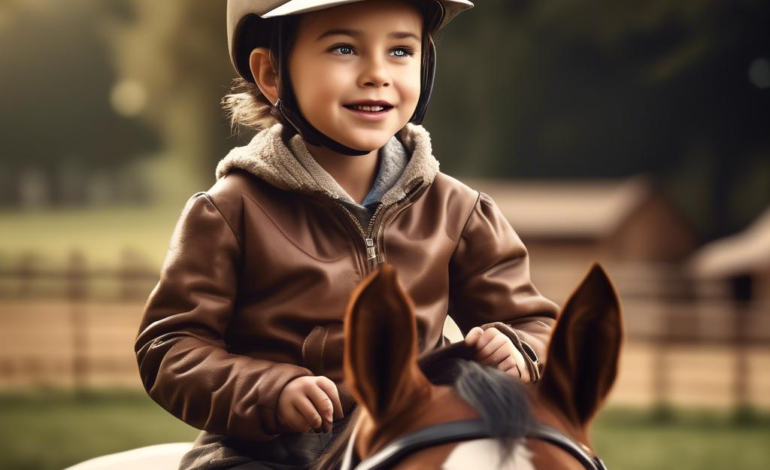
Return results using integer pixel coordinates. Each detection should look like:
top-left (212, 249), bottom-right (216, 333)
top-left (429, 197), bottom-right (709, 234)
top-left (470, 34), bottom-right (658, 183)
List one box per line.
top-left (461, 177), bottom-right (699, 304)
top-left (690, 207), bottom-right (770, 303)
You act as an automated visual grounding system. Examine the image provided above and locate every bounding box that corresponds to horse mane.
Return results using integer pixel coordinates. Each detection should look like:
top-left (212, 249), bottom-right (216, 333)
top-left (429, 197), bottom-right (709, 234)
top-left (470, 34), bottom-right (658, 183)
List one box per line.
top-left (312, 342), bottom-right (534, 470)
top-left (453, 360), bottom-right (534, 457)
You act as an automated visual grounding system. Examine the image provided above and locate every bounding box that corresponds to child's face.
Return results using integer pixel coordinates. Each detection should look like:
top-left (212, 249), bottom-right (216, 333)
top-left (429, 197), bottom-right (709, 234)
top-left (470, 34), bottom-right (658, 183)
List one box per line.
top-left (288, 0), bottom-right (424, 152)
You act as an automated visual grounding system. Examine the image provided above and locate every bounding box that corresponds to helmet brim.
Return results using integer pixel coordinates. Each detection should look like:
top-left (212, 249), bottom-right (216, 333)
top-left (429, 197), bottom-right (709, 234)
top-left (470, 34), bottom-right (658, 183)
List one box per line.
top-left (261, 0), bottom-right (473, 30)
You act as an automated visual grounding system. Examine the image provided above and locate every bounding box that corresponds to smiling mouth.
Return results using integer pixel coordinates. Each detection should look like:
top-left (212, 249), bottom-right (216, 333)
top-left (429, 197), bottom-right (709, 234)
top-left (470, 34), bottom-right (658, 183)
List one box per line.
top-left (343, 104), bottom-right (394, 113)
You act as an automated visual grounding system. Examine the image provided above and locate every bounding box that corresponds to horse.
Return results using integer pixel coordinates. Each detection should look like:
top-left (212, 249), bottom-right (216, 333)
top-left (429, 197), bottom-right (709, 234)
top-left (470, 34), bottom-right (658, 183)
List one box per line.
top-left (314, 261), bottom-right (622, 470)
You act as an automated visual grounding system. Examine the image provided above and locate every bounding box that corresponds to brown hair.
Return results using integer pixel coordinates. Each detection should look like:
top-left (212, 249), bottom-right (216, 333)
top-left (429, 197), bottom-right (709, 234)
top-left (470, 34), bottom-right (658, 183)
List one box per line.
top-left (221, 0), bottom-right (444, 135)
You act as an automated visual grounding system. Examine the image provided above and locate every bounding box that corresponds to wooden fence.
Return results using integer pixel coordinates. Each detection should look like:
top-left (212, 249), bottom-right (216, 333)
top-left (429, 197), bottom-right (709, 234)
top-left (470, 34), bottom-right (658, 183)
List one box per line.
top-left (0, 251), bottom-right (769, 410)
top-left (0, 248), bottom-right (157, 390)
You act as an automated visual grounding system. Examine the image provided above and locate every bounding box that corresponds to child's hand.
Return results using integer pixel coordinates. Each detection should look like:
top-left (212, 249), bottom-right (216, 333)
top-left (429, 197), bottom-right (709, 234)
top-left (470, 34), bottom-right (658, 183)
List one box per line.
top-left (465, 327), bottom-right (531, 383)
top-left (277, 376), bottom-right (344, 433)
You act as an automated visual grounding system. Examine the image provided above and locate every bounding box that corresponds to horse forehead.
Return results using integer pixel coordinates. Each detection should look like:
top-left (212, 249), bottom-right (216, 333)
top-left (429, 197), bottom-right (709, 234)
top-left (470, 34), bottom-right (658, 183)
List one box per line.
top-left (441, 439), bottom-right (534, 470)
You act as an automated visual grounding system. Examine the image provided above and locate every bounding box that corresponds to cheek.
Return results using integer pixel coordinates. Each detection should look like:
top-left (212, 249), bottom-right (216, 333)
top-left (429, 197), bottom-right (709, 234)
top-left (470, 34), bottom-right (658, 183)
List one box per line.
top-left (397, 65), bottom-right (423, 106)
top-left (293, 65), bottom-right (349, 111)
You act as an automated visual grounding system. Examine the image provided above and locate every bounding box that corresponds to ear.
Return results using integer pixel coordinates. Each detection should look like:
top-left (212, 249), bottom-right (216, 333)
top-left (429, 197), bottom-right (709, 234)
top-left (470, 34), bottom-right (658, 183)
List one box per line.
top-left (249, 47), bottom-right (279, 105)
top-left (538, 263), bottom-right (623, 428)
top-left (343, 263), bottom-right (431, 422)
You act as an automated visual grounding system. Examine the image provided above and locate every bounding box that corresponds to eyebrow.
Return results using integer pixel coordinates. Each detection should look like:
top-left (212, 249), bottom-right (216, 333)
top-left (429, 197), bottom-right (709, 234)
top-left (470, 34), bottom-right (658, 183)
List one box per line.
top-left (315, 28), bottom-right (421, 42)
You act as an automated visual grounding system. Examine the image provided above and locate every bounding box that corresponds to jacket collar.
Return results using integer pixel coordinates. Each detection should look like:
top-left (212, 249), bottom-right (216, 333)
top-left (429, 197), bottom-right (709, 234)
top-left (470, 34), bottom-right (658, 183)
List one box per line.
top-left (215, 122), bottom-right (440, 207)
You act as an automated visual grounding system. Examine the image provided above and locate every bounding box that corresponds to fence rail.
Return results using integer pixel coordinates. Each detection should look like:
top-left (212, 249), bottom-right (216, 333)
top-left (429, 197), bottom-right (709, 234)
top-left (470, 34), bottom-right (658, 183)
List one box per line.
top-left (0, 248), bottom-right (157, 301)
top-left (1, 251), bottom-right (769, 410)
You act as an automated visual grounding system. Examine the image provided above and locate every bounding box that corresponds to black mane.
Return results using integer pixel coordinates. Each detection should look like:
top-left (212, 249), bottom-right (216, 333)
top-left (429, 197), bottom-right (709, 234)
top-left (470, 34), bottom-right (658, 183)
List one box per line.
top-left (420, 341), bottom-right (534, 462)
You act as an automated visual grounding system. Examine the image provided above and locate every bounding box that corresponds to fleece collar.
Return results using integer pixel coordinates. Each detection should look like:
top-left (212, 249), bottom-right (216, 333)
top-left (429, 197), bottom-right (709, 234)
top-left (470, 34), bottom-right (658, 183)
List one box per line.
top-left (214, 122), bottom-right (440, 207)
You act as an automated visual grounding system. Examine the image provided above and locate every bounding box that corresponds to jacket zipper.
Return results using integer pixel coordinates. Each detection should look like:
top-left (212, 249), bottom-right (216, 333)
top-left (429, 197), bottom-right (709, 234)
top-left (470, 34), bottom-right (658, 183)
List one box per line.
top-left (333, 201), bottom-right (386, 271)
top-left (373, 181), bottom-right (429, 265)
top-left (332, 179), bottom-right (425, 274)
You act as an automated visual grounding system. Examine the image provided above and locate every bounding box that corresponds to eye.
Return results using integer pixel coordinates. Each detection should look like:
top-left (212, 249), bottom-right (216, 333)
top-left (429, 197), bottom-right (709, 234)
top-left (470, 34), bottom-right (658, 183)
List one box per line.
top-left (391, 47), bottom-right (416, 58)
top-left (329, 44), bottom-right (355, 55)
top-left (328, 44), bottom-right (417, 58)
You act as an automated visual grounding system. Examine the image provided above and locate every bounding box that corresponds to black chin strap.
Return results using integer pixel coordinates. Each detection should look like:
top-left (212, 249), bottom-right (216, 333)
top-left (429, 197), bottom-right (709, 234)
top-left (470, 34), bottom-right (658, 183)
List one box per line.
top-left (273, 97), bottom-right (370, 156)
top-left (341, 420), bottom-right (607, 470)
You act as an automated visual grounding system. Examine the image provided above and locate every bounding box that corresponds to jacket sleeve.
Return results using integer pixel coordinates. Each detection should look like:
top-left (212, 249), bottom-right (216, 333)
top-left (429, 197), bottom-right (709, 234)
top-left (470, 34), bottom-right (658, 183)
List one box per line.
top-left (448, 191), bottom-right (560, 381)
top-left (135, 191), bottom-right (313, 441)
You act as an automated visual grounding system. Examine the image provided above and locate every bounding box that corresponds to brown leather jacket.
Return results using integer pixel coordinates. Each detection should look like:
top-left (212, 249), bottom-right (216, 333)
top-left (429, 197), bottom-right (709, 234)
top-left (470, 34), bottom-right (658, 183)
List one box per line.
top-left (135, 122), bottom-right (559, 448)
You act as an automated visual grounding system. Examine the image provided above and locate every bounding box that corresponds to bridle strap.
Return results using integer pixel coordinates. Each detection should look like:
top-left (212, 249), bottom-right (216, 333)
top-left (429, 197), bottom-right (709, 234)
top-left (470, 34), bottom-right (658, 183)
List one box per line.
top-left (342, 420), bottom-right (607, 470)
top-left (341, 420), bottom-right (491, 470)
top-left (528, 423), bottom-right (608, 470)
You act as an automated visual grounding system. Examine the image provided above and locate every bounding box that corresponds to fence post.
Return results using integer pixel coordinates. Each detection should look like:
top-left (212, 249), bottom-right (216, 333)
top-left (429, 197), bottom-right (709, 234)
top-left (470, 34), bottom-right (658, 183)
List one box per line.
top-left (731, 274), bottom-right (753, 419)
top-left (16, 251), bottom-right (39, 299)
top-left (651, 313), bottom-right (672, 419)
top-left (119, 247), bottom-right (149, 301)
top-left (67, 249), bottom-right (88, 392)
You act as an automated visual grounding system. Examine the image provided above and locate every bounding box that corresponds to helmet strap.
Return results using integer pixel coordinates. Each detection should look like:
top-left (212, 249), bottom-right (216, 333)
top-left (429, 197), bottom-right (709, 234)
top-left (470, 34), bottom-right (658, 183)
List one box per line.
top-left (409, 38), bottom-right (437, 124)
top-left (409, 0), bottom-right (444, 124)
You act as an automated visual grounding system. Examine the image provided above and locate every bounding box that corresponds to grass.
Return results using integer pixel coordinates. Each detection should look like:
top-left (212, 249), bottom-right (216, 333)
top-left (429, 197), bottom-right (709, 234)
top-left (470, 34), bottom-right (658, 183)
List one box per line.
top-left (0, 205), bottom-right (182, 270)
top-left (592, 407), bottom-right (770, 469)
top-left (1, 390), bottom-right (769, 470)
top-left (0, 390), bottom-right (199, 470)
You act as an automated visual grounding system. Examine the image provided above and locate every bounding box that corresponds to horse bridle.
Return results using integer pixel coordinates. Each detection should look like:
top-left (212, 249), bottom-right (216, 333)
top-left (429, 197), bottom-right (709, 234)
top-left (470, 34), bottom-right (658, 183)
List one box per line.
top-left (340, 419), bottom-right (608, 470)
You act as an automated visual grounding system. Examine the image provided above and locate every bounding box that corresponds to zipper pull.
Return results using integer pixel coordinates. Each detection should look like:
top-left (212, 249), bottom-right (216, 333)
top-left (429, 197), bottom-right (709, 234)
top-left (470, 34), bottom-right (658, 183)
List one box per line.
top-left (365, 238), bottom-right (377, 261)
top-left (365, 237), bottom-right (380, 270)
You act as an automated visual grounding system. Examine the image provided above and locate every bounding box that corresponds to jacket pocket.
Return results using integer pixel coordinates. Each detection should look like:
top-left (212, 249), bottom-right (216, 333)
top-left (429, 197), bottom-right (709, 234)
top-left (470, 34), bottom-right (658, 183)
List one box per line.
top-left (302, 326), bottom-right (328, 376)
top-left (301, 324), bottom-right (344, 382)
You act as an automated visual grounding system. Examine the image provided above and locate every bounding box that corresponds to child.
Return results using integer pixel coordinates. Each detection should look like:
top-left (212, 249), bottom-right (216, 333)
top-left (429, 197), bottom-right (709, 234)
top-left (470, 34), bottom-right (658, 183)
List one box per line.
top-left (135, 1), bottom-right (559, 469)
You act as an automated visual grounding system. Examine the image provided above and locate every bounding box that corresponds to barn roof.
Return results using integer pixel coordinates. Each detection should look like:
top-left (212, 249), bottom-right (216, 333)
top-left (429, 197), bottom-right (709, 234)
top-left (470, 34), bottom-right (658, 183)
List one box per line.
top-left (689, 206), bottom-right (770, 278)
top-left (460, 176), bottom-right (652, 239)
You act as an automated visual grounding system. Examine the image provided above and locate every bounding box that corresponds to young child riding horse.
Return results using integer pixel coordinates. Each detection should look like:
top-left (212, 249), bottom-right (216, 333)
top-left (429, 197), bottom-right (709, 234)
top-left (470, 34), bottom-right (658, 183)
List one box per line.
top-left (134, 1), bottom-right (559, 468)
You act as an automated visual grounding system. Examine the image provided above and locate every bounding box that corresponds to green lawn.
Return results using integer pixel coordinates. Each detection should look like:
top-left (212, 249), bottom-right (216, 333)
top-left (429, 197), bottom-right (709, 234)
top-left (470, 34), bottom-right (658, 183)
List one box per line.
top-left (0, 390), bottom-right (199, 470)
top-left (592, 408), bottom-right (770, 470)
top-left (1, 391), bottom-right (769, 470)
top-left (0, 205), bottom-right (181, 270)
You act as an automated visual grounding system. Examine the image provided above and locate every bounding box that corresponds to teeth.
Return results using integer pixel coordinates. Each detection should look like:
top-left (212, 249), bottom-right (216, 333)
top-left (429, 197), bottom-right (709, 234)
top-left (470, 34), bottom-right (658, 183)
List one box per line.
top-left (350, 105), bottom-right (386, 112)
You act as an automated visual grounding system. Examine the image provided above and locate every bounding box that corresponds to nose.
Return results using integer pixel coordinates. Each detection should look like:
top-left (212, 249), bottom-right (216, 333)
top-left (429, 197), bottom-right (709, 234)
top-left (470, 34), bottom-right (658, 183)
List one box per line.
top-left (359, 54), bottom-right (391, 88)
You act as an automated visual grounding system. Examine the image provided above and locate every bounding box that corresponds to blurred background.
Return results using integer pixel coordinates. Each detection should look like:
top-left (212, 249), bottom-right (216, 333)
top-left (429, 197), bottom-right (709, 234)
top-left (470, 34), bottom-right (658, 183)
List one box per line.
top-left (1, 0), bottom-right (769, 468)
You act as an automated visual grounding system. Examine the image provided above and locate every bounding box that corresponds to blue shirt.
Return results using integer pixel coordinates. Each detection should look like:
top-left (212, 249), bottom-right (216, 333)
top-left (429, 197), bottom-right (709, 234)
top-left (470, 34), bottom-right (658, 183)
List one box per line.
top-left (337, 135), bottom-right (410, 228)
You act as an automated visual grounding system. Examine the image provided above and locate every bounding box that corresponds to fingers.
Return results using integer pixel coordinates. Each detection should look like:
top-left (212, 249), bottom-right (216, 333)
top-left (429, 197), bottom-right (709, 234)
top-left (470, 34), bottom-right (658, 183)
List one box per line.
top-left (511, 348), bottom-right (531, 383)
top-left (277, 395), bottom-right (314, 433)
top-left (464, 326), bottom-right (484, 347)
top-left (305, 381), bottom-right (333, 422)
top-left (498, 355), bottom-right (519, 374)
top-left (316, 376), bottom-right (344, 420)
top-left (466, 327), bottom-right (533, 383)
top-left (502, 348), bottom-right (531, 383)
top-left (306, 382), bottom-right (335, 433)
top-left (470, 328), bottom-right (508, 364)
top-left (277, 376), bottom-right (343, 434)
top-left (475, 334), bottom-right (509, 363)
top-left (303, 377), bottom-right (346, 433)
top-left (294, 394), bottom-right (324, 432)
top-left (468, 327), bottom-right (501, 354)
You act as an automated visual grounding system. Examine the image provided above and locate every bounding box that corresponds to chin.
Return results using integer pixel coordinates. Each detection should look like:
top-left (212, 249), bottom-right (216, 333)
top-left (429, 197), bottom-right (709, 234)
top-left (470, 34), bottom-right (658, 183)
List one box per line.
top-left (332, 128), bottom-right (394, 153)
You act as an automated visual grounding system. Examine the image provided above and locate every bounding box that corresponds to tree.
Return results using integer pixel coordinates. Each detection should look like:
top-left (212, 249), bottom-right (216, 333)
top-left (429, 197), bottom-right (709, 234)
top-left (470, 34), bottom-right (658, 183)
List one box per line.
top-left (0, 0), bottom-right (158, 206)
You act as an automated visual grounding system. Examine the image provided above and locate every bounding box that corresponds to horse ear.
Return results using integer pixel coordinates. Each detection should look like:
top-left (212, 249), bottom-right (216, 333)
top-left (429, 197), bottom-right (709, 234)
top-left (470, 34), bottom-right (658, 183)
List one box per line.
top-left (343, 263), bottom-right (431, 422)
top-left (538, 263), bottom-right (623, 428)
